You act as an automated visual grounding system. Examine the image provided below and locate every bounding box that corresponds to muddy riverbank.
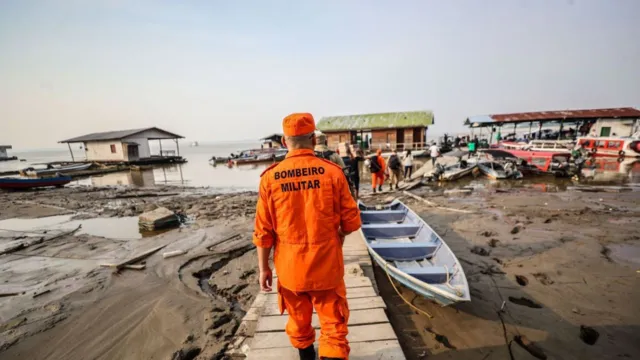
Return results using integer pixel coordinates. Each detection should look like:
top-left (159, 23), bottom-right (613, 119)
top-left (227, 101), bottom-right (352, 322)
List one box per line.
top-left (0, 187), bottom-right (260, 359)
top-left (1, 182), bottom-right (639, 359)
top-left (365, 186), bottom-right (640, 359)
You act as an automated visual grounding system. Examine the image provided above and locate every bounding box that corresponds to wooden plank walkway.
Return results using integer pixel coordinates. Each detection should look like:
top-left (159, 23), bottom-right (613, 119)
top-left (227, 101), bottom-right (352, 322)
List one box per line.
top-left (226, 232), bottom-right (405, 359)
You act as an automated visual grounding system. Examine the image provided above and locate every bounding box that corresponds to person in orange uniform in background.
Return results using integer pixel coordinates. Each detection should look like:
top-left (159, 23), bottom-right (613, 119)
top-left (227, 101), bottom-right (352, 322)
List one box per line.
top-left (253, 113), bottom-right (362, 360)
top-left (371, 149), bottom-right (386, 193)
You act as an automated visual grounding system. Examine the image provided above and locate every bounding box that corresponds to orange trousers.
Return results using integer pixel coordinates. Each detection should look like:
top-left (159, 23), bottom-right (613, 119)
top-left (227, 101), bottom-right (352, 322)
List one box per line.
top-left (371, 171), bottom-right (385, 189)
top-left (278, 282), bottom-right (350, 359)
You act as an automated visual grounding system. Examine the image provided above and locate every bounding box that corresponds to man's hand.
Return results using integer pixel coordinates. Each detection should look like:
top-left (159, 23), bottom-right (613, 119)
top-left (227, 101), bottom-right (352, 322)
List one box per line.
top-left (259, 268), bottom-right (273, 292)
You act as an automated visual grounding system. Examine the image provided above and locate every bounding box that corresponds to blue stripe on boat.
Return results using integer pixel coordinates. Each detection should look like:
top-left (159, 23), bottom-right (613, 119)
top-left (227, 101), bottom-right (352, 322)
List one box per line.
top-left (369, 242), bottom-right (437, 261)
top-left (361, 223), bottom-right (420, 238)
top-left (361, 210), bottom-right (406, 223)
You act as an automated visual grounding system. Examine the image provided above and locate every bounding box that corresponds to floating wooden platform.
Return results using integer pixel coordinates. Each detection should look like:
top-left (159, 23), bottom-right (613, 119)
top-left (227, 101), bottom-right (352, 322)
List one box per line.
top-left (226, 232), bottom-right (406, 359)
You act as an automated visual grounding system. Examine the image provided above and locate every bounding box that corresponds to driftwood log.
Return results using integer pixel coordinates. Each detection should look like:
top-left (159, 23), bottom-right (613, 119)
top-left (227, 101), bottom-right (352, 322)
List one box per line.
top-left (100, 244), bottom-right (168, 271)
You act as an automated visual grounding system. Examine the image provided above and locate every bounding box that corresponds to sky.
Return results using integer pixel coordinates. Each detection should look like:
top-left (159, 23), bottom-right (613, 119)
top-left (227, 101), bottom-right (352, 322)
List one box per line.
top-left (1, 0), bottom-right (639, 149)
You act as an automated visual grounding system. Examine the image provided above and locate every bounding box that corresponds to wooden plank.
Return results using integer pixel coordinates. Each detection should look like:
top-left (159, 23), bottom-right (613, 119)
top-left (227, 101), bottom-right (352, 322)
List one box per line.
top-left (250, 323), bottom-right (398, 349)
top-left (246, 340), bottom-right (405, 360)
top-left (100, 244), bottom-right (168, 270)
top-left (266, 276), bottom-right (373, 294)
top-left (263, 287), bottom-right (377, 303)
top-left (256, 308), bottom-right (388, 332)
top-left (261, 296), bottom-right (386, 316)
top-left (243, 307), bottom-right (262, 321)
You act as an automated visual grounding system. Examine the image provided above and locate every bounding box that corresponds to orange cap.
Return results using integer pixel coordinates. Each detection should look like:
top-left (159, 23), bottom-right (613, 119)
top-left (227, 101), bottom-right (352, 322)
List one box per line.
top-left (282, 113), bottom-right (315, 137)
top-left (376, 149), bottom-right (382, 155)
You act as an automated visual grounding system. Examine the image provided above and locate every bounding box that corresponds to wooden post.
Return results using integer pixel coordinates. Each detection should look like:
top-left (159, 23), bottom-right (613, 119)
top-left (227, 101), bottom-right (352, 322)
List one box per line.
top-left (513, 122), bottom-right (517, 139)
top-left (489, 127), bottom-right (495, 145)
top-left (67, 143), bottom-right (75, 162)
top-left (528, 121), bottom-right (533, 139)
top-left (538, 122), bottom-right (543, 139)
top-left (158, 139), bottom-right (163, 156)
top-left (558, 118), bottom-right (564, 140)
top-left (175, 139), bottom-right (180, 156)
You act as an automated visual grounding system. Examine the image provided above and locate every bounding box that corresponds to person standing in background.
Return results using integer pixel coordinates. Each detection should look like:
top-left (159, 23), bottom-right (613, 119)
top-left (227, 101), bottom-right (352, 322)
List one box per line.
top-left (369, 149), bottom-right (386, 193)
top-left (429, 142), bottom-right (440, 167)
top-left (347, 147), bottom-right (364, 199)
top-left (386, 150), bottom-right (402, 191)
top-left (403, 149), bottom-right (414, 179)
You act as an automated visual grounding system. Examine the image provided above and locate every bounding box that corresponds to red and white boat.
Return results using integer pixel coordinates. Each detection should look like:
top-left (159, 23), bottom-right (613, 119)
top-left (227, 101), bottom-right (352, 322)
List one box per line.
top-left (500, 140), bottom-right (573, 153)
top-left (576, 135), bottom-right (640, 158)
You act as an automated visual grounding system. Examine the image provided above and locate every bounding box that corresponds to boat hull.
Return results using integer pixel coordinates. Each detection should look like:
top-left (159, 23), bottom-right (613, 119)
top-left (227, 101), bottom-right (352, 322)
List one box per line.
top-left (24, 163), bottom-right (92, 176)
top-left (0, 176), bottom-right (72, 190)
top-left (359, 200), bottom-right (470, 306)
top-left (477, 162), bottom-right (508, 179)
top-left (440, 164), bottom-right (476, 181)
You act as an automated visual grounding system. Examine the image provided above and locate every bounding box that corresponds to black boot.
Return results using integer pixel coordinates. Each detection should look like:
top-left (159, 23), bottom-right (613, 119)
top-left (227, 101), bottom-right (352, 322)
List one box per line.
top-left (298, 345), bottom-right (316, 360)
top-left (378, 185), bottom-right (383, 192)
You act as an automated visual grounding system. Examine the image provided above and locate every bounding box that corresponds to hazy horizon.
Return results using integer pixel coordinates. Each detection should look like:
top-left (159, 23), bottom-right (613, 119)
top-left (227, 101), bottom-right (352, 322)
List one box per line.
top-left (2, 0), bottom-right (639, 149)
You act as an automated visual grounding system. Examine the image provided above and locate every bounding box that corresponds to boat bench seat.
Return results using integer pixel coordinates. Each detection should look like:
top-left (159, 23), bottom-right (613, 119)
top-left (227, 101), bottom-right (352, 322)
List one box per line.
top-left (362, 223), bottom-right (420, 239)
top-left (401, 266), bottom-right (454, 284)
top-left (370, 242), bottom-right (437, 261)
top-left (361, 210), bottom-right (406, 223)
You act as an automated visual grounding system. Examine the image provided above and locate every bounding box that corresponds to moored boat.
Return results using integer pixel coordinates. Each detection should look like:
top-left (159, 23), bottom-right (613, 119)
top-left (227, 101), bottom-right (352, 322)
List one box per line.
top-left (476, 161), bottom-right (509, 179)
top-left (502, 149), bottom-right (572, 176)
top-left (576, 135), bottom-right (640, 158)
top-left (358, 200), bottom-right (470, 306)
top-left (22, 163), bottom-right (92, 177)
top-left (431, 161), bottom-right (477, 181)
top-left (0, 175), bottom-right (72, 190)
top-left (500, 140), bottom-right (573, 153)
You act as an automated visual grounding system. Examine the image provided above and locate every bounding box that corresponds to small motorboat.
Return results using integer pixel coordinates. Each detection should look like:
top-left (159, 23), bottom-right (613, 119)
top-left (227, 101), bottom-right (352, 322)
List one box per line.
top-left (233, 153), bottom-right (275, 165)
top-left (430, 161), bottom-right (477, 181)
top-left (0, 175), bottom-right (72, 190)
top-left (476, 161), bottom-right (509, 179)
top-left (358, 200), bottom-right (470, 306)
top-left (22, 163), bottom-right (92, 176)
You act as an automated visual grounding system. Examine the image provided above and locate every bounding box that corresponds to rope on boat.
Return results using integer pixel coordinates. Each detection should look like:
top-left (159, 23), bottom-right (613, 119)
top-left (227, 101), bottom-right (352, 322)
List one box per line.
top-left (383, 262), bottom-right (433, 318)
top-left (444, 264), bottom-right (464, 297)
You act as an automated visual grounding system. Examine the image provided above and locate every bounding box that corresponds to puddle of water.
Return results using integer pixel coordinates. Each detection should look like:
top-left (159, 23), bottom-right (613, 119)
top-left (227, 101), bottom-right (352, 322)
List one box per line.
top-left (0, 215), bottom-right (74, 233)
top-left (607, 243), bottom-right (640, 266)
top-left (0, 215), bottom-right (171, 240)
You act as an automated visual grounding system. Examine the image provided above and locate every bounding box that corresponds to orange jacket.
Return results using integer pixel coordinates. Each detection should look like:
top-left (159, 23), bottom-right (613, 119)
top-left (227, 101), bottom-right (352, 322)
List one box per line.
top-left (253, 149), bottom-right (361, 291)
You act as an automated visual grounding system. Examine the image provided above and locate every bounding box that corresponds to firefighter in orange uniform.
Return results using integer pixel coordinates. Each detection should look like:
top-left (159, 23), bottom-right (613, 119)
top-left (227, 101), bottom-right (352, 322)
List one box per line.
top-left (253, 113), bottom-right (362, 360)
top-left (371, 149), bottom-right (386, 192)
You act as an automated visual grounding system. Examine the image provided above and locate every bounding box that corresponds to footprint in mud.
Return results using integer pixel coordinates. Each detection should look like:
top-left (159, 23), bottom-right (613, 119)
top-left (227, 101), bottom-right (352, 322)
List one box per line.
top-left (515, 335), bottom-right (547, 360)
top-left (580, 325), bottom-right (599, 345)
top-left (488, 239), bottom-right (500, 248)
top-left (532, 272), bottom-right (554, 285)
top-left (515, 275), bottom-right (529, 286)
top-left (470, 246), bottom-right (491, 256)
top-left (479, 231), bottom-right (496, 238)
top-left (171, 347), bottom-right (201, 360)
top-left (508, 296), bottom-right (543, 308)
top-left (425, 328), bottom-right (456, 349)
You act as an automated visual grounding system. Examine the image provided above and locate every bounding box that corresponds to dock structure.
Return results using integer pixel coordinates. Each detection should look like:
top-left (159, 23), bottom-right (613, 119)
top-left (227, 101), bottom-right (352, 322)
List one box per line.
top-left (226, 232), bottom-right (406, 359)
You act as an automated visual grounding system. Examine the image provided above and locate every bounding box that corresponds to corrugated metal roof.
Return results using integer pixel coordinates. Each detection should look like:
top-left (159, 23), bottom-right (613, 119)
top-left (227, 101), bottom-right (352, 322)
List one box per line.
top-left (465, 107), bottom-right (640, 127)
top-left (60, 127), bottom-right (184, 143)
top-left (317, 111), bottom-right (434, 132)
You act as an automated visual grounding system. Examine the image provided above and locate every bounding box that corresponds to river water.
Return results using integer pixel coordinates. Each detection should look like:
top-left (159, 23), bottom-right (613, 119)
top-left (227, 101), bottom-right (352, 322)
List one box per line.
top-left (0, 142), bottom-right (270, 192)
top-left (2, 143), bottom-right (640, 192)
